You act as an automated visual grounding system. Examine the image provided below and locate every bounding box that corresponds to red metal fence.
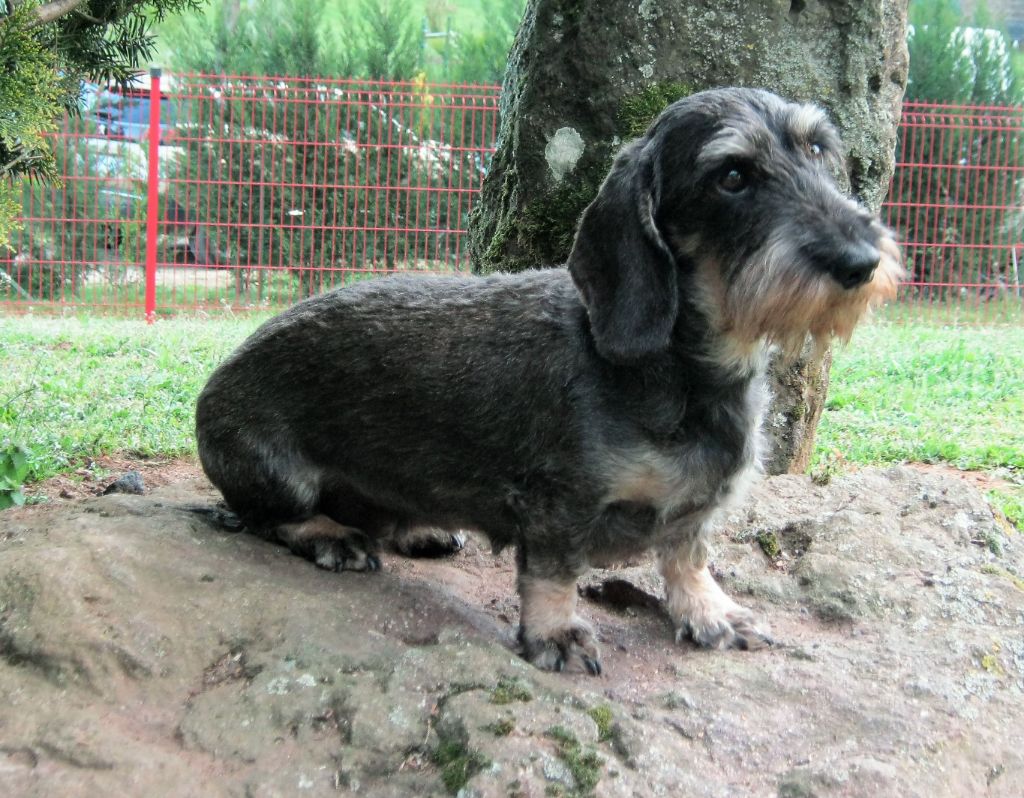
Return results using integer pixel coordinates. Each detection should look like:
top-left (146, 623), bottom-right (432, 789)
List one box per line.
top-left (0, 72), bottom-right (499, 317)
top-left (882, 101), bottom-right (1023, 324)
top-left (1, 75), bottom-right (1021, 323)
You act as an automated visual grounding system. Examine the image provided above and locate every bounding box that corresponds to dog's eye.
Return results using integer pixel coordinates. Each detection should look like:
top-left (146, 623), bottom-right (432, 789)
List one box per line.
top-left (809, 142), bottom-right (824, 158)
top-left (718, 168), bottom-right (747, 193)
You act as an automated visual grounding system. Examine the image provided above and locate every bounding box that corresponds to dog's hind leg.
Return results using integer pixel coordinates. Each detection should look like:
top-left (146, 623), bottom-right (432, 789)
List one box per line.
top-left (658, 535), bottom-right (772, 650)
top-left (516, 551), bottom-right (601, 675)
top-left (316, 478), bottom-right (466, 559)
top-left (207, 459), bottom-right (381, 573)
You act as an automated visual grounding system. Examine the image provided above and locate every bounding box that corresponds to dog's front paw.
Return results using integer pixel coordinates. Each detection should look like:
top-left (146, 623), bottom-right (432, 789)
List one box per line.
top-left (676, 604), bottom-right (773, 651)
top-left (519, 620), bottom-right (602, 676)
top-left (661, 558), bottom-right (772, 651)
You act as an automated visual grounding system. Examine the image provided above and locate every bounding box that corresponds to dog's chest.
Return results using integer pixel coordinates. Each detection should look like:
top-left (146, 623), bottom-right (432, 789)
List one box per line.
top-left (599, 385), bottom-right (765, 524)
top-left (603, 441), bottom-right (753, 521)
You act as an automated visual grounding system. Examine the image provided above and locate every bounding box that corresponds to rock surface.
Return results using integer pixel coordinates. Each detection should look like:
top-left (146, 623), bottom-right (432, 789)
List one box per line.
top-left (1, 466), bottom-right (1021, 797)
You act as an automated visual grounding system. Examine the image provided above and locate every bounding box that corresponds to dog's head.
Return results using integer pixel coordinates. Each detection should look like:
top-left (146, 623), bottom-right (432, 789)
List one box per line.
top-left (567, 87), bottom-right (902, 363)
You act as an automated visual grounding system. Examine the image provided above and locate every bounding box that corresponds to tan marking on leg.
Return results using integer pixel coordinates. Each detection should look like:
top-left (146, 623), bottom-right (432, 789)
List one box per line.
top-left (277, 514), bottom-right (359, 545)
top-left (659, 548), bottom-right (771, 650)
top-left (518, 573), bottom-right (601, 674)
top-left (392, 525), bottom-right (466, 556)
top-left (661, 557), bottom-right (742, 632)
top-left (518, 574), bottom-right (580, 640)
top-left (276, 514), bottom-right (378, 571)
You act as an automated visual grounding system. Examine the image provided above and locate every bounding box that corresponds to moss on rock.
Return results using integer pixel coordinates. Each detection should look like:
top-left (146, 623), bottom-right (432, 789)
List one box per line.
top-left (433, 735), bottom-right (491, 794)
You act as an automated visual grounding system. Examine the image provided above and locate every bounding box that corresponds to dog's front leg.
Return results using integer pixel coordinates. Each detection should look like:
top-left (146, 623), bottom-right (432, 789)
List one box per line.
top-left (658, 534), bottom-right (773, 651)
top-left (516, 562), bottom-right (601, 675)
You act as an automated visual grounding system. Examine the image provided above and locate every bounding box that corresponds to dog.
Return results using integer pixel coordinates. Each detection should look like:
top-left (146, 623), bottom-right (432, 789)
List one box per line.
top-left (196, 88), bottom-right (901, 675)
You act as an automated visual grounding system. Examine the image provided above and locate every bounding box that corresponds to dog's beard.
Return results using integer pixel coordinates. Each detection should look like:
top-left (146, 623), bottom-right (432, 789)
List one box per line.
top-left (702, 227), bottom-right (903, 359)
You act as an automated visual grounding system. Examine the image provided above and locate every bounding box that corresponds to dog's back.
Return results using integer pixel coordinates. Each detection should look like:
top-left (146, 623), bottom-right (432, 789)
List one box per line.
top-left (196, 269), bottom-right (596, 541)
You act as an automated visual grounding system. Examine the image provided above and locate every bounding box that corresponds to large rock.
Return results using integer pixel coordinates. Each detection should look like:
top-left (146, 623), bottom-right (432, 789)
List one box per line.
top-left (1, 466), bottom-right (1021, 796)
top-left (468, 0), bottom-right (910, 474)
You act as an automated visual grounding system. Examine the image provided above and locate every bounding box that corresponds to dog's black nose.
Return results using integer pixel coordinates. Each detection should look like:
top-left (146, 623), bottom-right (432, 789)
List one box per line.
top-left (828, 241), bottom-right (880, 289)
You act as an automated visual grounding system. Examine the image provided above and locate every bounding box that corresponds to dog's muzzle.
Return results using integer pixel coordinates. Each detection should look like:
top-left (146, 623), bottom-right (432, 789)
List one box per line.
top-left (826, 239), bottom-right (880, 290)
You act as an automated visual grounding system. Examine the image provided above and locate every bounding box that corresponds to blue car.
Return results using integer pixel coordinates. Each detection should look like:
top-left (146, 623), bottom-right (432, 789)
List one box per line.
top-left (83, 85), bottom-right (183, 145)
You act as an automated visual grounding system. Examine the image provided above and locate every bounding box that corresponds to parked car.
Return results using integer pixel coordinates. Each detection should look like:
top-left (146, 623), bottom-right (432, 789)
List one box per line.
top-left (95, 186), bottom-right (222, 267)
top-left (82, 81), bottom-right (186, 145)
top-left (76, 93), bottom-right (222, 267)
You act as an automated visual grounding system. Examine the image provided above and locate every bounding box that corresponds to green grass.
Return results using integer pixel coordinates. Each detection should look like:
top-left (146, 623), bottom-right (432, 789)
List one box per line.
top-left (989, 489), bottom-right (1024, 530)
top-left (0, 314), bottom-right (264, 482)
top-left (1, 315), bottom-right (1021, 527)
top-left (70, 282), bottom-right (232, 315)
top-left (818, 320), bottom-right (1024, 529)
top-left (545, 726), bottom-right (603, 795)
top-left (432, 736), bottom-right (490, 794)
top-left (816, 321), bottom-right (1023, 471)
top-left (586, 705), bottom-right (614, 743)
top-left (490, 676), bottom-right (533, 704)
top-left (876, 295), bottom-right (1024, 326)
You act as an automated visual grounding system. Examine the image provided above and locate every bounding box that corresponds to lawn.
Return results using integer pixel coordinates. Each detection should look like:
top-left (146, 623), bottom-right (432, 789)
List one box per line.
top-left (1, 314), bottom-right (1021, 525)
top-left (816, 323), bottom-right (1024, 471)
top-left (815, 321), bottom-right (1024, 527)
top-left (0, 314), bottom-right (262, 481)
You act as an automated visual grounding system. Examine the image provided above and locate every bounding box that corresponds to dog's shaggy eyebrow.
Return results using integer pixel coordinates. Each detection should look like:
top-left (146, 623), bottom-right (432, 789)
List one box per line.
top-left (785, 104), bottom-right (832, 146)
top-left (695, 124), bottom-right (770, 169)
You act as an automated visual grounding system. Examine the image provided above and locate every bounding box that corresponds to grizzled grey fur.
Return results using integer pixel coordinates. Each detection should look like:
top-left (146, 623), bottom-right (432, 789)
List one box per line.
top-left (196, 88), bottom-right (900, 675)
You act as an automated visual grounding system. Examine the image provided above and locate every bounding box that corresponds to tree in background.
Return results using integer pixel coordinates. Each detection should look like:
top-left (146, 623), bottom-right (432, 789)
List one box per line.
top-left (161, 0), bottom-right (422, 80)
top-left (158, 0), bottom-right (525, 84)
top-left (0, 0), bottom-right (202, 252)
top-left (161, 0), bottom-right (345, 77)
top-left (360, 0), bottom-right (421, 79)
top-left (160, 0), bottom-right (497, 301)
top-left (2, 0), bottom-right (201, 299)
top-left (906, 0), bottom-right (1017, 103)
top-left (440, 0), bottom-right (525, 85)
top-left (894, 0), bottom-right (1022, 296)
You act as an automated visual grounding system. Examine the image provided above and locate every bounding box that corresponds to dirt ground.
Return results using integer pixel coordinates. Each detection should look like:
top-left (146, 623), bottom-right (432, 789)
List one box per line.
top-left (2, 461), bottom-right (1022, 797)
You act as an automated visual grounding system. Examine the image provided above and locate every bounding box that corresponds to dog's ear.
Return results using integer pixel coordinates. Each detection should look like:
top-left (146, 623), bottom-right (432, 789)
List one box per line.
top-left (567, 140), bottom-right (678, 363)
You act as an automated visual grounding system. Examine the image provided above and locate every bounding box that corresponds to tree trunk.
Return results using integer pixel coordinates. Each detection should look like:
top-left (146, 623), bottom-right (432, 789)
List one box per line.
top-left (469, 0), bottom-right (909, 474)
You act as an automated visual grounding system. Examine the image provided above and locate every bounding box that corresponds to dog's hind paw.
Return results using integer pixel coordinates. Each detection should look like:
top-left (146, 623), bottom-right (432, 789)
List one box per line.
top-left (392, 526), bottom-right (467, 558)
top-left (274, 515), bottom-right (381, 573)
top-left (311, 537), bottom-right (381, 573)
top-left (678, 606), bottom-right (773, 651)
top-left (519, 621), bottom-right (602, 676)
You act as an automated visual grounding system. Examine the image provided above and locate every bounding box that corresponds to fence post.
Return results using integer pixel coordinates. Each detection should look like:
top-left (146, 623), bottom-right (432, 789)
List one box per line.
top-left (144, 66), bottom-right (162, 323)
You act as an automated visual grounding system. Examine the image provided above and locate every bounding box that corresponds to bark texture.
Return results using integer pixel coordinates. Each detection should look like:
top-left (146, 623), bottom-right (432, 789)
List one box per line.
top-left (468, 0), bottom-right (909, 474)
